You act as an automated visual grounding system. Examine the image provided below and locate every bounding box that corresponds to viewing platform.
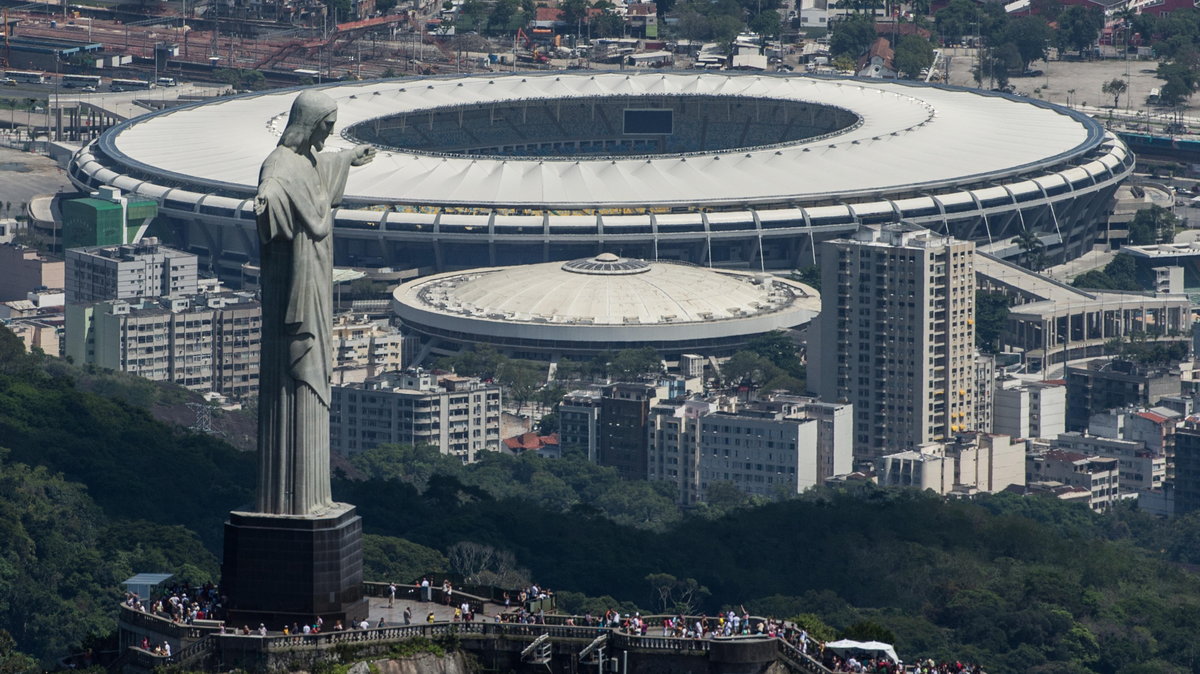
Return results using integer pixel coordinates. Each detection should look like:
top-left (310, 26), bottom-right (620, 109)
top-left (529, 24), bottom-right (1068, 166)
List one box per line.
top-left (114, 583), bottom-right (831, 674)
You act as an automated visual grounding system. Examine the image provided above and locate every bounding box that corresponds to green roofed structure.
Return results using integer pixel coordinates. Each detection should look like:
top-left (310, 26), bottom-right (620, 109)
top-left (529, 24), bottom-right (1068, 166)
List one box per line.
top-left (62, 186), bottom-right (158, 250)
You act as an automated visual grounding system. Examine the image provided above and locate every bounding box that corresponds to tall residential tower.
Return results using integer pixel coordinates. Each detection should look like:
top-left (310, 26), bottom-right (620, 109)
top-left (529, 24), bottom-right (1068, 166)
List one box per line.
top-left (810, 223), bottom-right (976, 460)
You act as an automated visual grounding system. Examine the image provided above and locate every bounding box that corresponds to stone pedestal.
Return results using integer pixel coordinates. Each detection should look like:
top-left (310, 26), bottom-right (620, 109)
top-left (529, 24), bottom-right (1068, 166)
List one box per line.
top-left (222, 502), bottom-right (368, 629)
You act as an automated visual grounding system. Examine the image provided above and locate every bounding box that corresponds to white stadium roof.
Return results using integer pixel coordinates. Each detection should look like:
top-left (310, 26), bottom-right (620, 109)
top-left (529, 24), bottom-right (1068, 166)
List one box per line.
top-left (105, 72), bottom-right (1100, 209)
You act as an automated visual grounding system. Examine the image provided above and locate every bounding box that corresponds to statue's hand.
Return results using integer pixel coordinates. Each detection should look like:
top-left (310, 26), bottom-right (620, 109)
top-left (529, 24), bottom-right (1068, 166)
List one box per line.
top-left (254, 193), bottom-right (269, 217)
top-left (351, 145), bottom-right (376, 167)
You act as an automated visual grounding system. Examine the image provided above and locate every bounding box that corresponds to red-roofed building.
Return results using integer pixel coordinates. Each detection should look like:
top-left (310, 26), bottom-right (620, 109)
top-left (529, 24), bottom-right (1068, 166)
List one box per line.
top-left (1137, 411), bottom-right (1169, 424)
top-left (503, 432), bottom-right (562, 458)
top-left (857, 37), bottom-right (896, 78)
top-left (532, 5), bottom-right (605, 29)
top-left (1008, 480), bottom-right (1094, 506)
top-left (626, 2), bottom-right (658, 37)
top-left (1027, 448), bottom-right (1119, 510)
top-left (874, 22), bottom-right (931, 40)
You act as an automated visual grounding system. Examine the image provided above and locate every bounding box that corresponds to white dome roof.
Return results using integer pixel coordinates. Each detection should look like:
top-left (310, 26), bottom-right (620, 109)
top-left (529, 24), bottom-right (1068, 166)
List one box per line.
top-left (405, 255), bottom-right (814, 326)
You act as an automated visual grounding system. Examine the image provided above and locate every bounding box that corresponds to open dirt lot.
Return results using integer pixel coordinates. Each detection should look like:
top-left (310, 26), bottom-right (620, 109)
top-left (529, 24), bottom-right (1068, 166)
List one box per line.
top-left (943, 50), bottom-right (1174, 114)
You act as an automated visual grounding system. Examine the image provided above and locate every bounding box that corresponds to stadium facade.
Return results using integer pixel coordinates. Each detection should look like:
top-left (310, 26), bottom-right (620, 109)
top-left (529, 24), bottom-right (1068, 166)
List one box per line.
top-left (69, 72), bottom-right (1132, 280)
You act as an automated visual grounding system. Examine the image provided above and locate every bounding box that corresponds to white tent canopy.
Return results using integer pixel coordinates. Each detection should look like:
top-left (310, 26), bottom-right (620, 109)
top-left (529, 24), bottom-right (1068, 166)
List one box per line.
top-left (825, 639), bottom-right (900, 663)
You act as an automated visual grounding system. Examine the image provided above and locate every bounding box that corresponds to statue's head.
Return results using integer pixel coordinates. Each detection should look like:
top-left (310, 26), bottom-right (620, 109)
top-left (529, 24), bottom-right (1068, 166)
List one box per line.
top-left (279, 90), bottom-right (338, 152)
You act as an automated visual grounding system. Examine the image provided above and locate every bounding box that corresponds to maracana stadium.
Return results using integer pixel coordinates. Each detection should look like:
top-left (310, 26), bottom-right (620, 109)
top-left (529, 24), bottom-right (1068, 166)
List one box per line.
top-left (69, 71), bottom-right (1132, 280)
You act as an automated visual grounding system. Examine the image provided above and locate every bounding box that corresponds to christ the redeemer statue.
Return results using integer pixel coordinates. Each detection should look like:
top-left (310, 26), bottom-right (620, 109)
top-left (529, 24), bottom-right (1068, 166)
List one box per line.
top-left (253, 90), bottom-right (375, 516)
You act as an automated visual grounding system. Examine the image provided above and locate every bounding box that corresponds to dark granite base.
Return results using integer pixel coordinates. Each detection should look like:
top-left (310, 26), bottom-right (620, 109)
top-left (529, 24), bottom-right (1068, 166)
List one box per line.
top-left (222, 503), bottom-right (368, 629)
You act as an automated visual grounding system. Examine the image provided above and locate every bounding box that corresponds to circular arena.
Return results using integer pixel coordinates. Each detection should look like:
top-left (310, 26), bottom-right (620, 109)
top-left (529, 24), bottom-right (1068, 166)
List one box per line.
top-left (68, 72), bottom-right (1133, 280)
top-left (392, 253), bottom-right (820, 359)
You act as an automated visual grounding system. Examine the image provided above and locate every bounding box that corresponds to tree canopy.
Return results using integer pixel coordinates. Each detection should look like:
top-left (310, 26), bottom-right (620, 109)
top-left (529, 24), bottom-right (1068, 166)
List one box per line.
top-left (830, 14), bottom-right (877, 60)
top-left (1055, 5), bottom-right (1103, 56)
top-left (894, 35), bottom-right (935, 79)
top-left (1072, 254), bottom-right (1145, 292)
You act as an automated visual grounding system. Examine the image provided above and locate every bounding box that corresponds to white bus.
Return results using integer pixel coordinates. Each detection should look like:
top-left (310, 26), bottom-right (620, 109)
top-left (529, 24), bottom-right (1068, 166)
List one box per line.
top-left (62, 74), bottom-right (102, 88)
top-left (156, 76), bottom-right (177, 87)
top-left (110, 78), bottom-right (154, 91)
top-left (4, 70), bottom-right (46, 84)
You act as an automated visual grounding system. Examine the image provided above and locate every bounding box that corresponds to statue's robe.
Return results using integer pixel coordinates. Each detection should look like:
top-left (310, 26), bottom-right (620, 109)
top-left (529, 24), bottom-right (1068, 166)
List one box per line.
top-left (255, 143), bottom-right (356, 516)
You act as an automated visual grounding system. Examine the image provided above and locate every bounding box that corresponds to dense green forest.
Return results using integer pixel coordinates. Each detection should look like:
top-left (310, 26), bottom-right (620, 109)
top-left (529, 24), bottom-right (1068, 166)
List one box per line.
top-left (5, 326), bottom-right (1200, 672)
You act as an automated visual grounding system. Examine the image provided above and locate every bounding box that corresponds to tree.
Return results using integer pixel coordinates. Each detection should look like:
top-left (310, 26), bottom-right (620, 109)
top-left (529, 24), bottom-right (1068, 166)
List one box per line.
top-left (487, 0), bottom-right (522, 32)
top-left (1156, 61), bottom-right (1200, 107)
top-left (841, 619), bottom-right (897, 644)
top-left (894, 34), bottom-right (935, 79)
top-left (363, 535), bottom-right (448, 583)
top-left (438, 344), bottom-right (507, 380)
top-left (832, 55), bottom-right (857, 72)
top-left (792, 265), bottom-right (821, 291)
top-left (746, 331), bottom-right (805, 381)
top-left (999, 16), bottom-right (1053, 70)
top-left (446, 541), bottom-right (530, 588)
top-left (749, 9), bottom-right (783, 39)
top-left (1056, 5), bottom-right (1103, 56)
top-left (1128, 205), bottom-right (1178, 245)
top-left (935, 0), bottom-right (979, 44)
top-left (789, 614), bottom-right (838, 643)
top-left (1012, 229), bottom-right (1046, 271)
top-left (974, 43), bottom-right (1019, 89)
top-left (560, 0), bottom-right (589, 26)
top-left (645, 573), bottom-right (710, 614)
top-left (709, 14), bottom-right (744, 45)
top-left (975, 291), bottom-right (1010, 353)
top-left (498, 360), bottom-right (543, 415)
top-left (457, 0), bottom-right (489, 29)
top-left (1071, 253), bottom-right (1142, 291)
top-left (721, 351), bottom-right (781, 391)
top-left (591, 11), bottom-right (626, 37)
top-left (830, 14), bottom-right (877, 59)
top-left (1101, 78), bottom-right (1127, 108)
top-left (609, 347), bottom-right (663, 380)
top-left (0, 631), bottom-right (37, 674)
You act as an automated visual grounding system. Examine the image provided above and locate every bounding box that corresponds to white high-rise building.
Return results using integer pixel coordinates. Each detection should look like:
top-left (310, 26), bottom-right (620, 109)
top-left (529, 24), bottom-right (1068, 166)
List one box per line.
top-left (647, 394), bottom-right (853, 504)
top-left (810, 223), bottom-right (976, 460)
top-left (330, 368), bottom-right (502, 462)
top-left (65, 238), bottom-right (198, 304)
top-left (993, 379), bottom-right (1067, 441)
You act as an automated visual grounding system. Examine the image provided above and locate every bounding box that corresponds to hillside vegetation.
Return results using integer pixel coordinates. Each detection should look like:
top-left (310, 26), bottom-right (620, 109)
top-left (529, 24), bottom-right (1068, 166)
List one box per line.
top-left (3, 326), bottom-right (1200, 672)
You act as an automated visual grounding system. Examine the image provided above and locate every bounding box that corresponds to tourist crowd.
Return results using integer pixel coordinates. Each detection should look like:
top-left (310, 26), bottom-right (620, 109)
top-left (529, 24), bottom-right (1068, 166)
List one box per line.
top-left (124, 581), bottom-right (984, 672)
top-left (124, 583), bottom-right (224, 625)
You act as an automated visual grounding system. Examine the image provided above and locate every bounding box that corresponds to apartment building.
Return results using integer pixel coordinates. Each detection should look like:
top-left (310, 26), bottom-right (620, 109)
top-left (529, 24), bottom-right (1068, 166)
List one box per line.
top-left (877, 432), bottom-right (1025, 496)
top-left (66, 293), bottom-right (261, 396)
top-left (810, 223), bottom-right (976, 460)
top-left (330, 368), bottom-right (502, 462)
top-left (1026, 449), bottom-right (1120, 511)
top-left (646, 394), bottom-right (852, 504)
top-left (65, 239), bottom-right (198, 304)
top-left (993, 378), bottom-right (1067, 441)
top-left (330, 313), bottom-right (417, 385)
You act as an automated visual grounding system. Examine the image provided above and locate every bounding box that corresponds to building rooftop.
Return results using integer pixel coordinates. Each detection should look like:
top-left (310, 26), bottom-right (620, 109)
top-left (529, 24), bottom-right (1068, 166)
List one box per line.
top-left (103, 72), bottom-right (1098, 209)
top-left (397, 254), bottom-right (817, 328)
